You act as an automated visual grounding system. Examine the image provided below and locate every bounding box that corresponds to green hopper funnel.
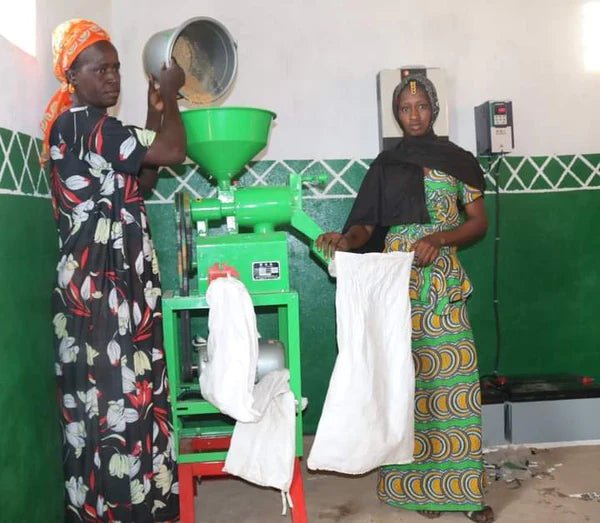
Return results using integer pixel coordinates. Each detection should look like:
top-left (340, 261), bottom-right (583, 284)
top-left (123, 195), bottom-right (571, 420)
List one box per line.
top-left (181, 107), bottom-right (276, 189)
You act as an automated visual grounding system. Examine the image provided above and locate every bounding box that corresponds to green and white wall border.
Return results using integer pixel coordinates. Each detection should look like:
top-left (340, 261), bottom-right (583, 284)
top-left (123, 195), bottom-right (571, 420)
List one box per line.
top-left (148, 153), bottom-right (600, 204)
top-left (2, 127), bottom-right (600, 200)
top-left (0, 129), bottom-right (50, 198)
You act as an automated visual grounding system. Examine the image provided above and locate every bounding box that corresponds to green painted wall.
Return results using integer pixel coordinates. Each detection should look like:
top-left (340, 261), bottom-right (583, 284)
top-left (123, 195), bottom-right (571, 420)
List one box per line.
top-left (468, 191), bottom-right (600, 376)
top-left (0, 195), bottom-right (63, 522)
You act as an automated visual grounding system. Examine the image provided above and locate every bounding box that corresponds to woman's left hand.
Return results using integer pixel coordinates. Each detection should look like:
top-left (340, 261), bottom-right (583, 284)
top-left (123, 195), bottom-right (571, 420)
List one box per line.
top-left (412, 233), bottom-right (443, 266)
top-left (411, 198), bottom-right (487, 266)
top-left (147, 76), bottom-right (164, 113)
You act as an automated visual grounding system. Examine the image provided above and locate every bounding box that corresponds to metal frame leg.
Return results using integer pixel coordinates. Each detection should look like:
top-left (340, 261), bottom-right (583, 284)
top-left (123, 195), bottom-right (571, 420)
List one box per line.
top-left (290, 457), bottom-right (308, 523)
top-left (179, 463), bottom-right (196, 523)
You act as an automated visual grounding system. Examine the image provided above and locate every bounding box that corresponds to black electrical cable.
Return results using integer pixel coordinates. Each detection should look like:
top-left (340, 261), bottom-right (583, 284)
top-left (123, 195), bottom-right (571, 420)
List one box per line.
top-left (491, 154), bottom-right (504, 375)
top-left (480, 154), bottom-right (505, 384)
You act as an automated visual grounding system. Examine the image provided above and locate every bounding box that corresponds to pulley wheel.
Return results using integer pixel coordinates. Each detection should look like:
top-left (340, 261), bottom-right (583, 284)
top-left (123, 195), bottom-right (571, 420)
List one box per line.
top-left (175, 191), bottom-right (193, 295)
top-left (174, 191), bottom-right (194, 381)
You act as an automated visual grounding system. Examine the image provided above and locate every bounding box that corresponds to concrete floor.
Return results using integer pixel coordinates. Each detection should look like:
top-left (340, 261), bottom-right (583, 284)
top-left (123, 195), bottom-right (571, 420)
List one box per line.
top-left (194, 441), bottom-right (600, 523)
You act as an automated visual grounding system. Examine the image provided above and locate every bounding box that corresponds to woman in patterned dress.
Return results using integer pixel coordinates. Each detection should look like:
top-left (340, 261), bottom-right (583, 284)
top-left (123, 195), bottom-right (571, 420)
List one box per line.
top-left (316, 75), bottom-right (493, 522)
top-left (41, 19), bottom-right (186, 522)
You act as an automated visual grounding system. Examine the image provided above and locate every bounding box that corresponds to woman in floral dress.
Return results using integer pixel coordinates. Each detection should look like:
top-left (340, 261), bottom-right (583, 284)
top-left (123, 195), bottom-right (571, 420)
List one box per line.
top-left (316, 75), bottom-right (494, 522)
top-left (41, 19), bottom-right (186, 522)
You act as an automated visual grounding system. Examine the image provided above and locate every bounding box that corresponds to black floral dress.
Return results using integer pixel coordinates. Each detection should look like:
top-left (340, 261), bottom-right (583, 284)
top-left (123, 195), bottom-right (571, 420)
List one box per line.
top-left (49, 106), bottom-right (179, 522)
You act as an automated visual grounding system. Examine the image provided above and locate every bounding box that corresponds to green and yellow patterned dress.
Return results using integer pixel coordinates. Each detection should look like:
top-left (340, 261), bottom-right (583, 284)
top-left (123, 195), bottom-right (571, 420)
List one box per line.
top-left (377, 169), bottom-right (485, 513)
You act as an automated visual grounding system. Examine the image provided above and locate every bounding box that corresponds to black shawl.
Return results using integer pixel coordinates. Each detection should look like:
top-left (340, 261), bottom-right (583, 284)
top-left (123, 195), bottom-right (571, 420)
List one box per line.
top-left (343, 135), bottom-right (485, 252)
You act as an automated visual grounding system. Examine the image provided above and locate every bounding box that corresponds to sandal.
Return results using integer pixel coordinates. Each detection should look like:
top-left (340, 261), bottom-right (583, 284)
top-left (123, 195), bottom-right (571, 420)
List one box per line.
top-left (417, 511), bottom-right (442, 519)
top-left (464, 506), bottom-right (494, 523)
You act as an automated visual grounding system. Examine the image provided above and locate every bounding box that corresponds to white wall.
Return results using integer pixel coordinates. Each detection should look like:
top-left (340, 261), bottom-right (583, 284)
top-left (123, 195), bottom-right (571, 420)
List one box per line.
top-left (0, 0), bottom-right (111, 137)
top-left (3, 1), bottom-right (598, 156)
top-left (0, 39), bottom-right (41, 136)
top-left (110, 0), bottom-right (600, 158)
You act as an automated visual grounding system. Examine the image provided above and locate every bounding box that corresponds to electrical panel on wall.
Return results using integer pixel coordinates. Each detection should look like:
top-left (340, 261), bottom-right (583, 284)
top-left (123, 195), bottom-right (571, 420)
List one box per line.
top-left (376, 66), bottom-right (449, 151)
top-left (474, 101), bottom-right (514, 155)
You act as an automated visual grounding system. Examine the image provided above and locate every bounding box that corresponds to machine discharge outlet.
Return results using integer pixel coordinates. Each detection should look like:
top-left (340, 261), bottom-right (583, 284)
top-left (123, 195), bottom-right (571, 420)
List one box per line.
top-left (196, 337), bottom-right (285, 383)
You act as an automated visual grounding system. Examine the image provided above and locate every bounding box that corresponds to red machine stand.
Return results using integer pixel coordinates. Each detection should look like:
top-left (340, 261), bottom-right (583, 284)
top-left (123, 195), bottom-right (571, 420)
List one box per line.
top-left (178, 436), bottom-right (308, 523)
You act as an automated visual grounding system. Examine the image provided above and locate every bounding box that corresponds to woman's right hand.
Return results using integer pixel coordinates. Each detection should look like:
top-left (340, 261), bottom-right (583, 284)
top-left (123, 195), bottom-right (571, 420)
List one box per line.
top-left (147, 76), bottom-right (164, 114)
top-left (142, 60), bottom-right (187, 167)
top-left (158, 59), bottom-right (186, 99)
top-left (315, 232), bottom-right (350, 260)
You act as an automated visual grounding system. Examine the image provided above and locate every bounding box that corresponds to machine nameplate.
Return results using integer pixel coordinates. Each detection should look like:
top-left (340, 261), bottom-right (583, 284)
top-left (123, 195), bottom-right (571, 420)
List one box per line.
top-left (252, 261), bottom-right (281, 280)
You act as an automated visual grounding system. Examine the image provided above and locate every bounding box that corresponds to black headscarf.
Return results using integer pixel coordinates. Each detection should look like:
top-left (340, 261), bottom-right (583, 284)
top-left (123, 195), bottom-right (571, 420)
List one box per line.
top-left (343, 74), bottom-right (485, 252)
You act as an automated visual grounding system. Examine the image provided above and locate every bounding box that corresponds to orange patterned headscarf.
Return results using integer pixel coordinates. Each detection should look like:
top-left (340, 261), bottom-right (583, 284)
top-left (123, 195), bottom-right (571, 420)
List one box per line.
top-left (40, 19), bottom-right (111, 162)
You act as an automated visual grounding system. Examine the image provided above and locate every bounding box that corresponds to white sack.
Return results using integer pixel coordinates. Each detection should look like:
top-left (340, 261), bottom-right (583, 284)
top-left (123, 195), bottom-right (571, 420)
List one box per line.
top-left (308, 251), bottom-right (415, 474)
top-left (224, 369), bottom-right (296, 493)
top-left (200, 276), bottom-right (260, 422)
top-left (201, 277), bottom-right (297, 504)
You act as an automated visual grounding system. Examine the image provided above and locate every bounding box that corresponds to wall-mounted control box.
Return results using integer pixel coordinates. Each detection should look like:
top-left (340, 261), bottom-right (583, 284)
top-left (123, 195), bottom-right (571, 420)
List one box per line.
top-left (474, 100), bottom-right (514, 155)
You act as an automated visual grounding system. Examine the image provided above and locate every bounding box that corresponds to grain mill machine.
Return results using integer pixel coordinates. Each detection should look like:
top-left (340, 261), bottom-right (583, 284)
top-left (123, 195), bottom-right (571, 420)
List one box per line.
top-left (160, 106), bottom-right (326, 522)
top-left (144, 16), bottom-right (326, 520)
